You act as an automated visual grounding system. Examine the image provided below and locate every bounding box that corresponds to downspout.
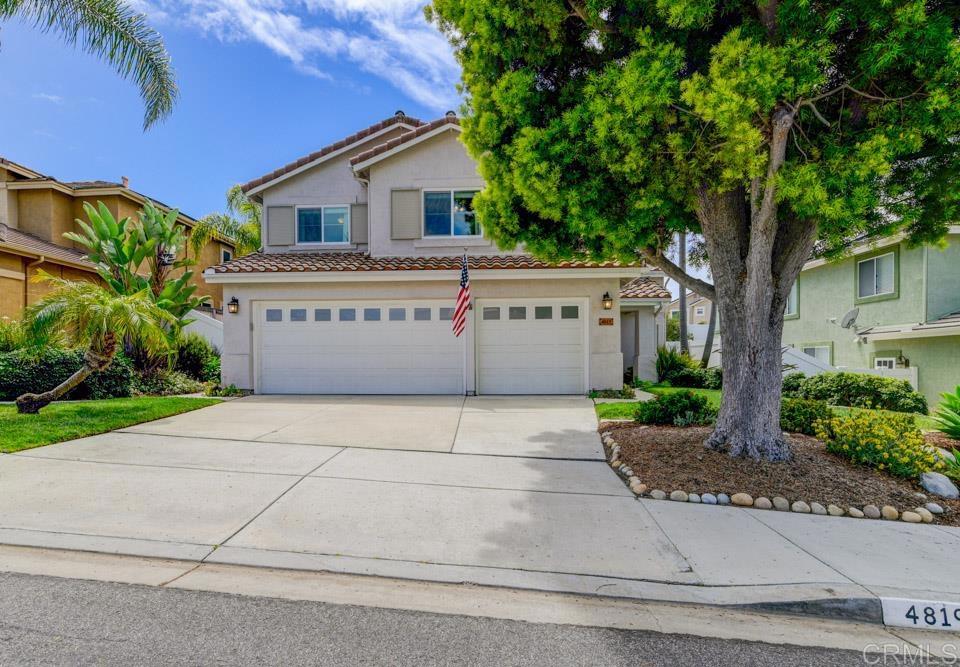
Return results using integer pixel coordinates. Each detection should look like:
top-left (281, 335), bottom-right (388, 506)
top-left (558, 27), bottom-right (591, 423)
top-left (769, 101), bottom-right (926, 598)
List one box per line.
top-left (25, 255), bottom-right (44, 308)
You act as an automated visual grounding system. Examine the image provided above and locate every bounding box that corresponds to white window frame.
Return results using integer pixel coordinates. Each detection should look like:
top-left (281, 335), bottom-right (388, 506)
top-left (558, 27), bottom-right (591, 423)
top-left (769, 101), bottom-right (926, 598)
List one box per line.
top-left (220, 247), bottom-right (233, 263)
top-left (694, 306), bottom-right (705, 316)
top-left (422, 189), bottom-right (482, 238)
top-left (874, 357), bottom-right (896, 370)
top-left (802, 346), bottom-right (831, 364)
top-left (785, 282), bottom-right (798, 317)
top-left (295, 205), bottom-right (352, 246)
top-left (857, 251), bottom-right (895, 299)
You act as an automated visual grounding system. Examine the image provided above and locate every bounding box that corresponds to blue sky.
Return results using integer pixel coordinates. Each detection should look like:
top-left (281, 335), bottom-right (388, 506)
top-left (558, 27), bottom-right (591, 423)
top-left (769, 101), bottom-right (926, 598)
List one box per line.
top-left (0, 0), bottom-right (460, 218)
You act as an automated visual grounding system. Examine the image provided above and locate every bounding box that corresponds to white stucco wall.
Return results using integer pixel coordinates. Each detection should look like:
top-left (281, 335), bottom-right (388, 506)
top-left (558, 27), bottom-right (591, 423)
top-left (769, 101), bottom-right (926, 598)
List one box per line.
top-left (218, 276), bottom-right (623, 393)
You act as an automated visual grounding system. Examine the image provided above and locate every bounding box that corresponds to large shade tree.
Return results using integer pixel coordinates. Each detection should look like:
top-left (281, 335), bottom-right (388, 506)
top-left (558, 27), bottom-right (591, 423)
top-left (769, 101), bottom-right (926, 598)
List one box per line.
top-left (428, 0), bottom-right (960, 460)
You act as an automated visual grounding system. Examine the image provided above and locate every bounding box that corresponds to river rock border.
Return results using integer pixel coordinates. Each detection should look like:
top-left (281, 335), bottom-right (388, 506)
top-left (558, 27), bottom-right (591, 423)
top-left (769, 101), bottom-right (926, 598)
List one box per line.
top-left (600, 432), bottom-right (945, 525)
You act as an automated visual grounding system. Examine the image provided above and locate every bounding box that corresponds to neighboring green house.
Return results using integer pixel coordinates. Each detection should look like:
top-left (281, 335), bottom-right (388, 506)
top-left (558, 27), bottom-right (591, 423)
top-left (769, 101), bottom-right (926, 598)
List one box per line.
top-left (782, 226), bottom-right (960, 408)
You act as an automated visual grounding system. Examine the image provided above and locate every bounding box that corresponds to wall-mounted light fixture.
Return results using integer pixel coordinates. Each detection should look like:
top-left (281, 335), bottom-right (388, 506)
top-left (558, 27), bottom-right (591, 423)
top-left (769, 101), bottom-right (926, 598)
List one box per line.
top-left (601, 292), bottom-right (614, 310)
top-left (227, 297), bottom-right (239, 314)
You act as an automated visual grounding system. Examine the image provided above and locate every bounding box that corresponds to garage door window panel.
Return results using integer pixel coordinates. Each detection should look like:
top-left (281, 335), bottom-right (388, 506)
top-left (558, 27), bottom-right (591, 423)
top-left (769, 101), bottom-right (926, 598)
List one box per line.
top-left (389, 308), bottom-right (406, 321)
top-left (266, 309), bottom-right (282, 322)
top-left (290, 308), bottom-right (307, 322)
top-left (535, 306), bottom-right (553, 320)
top-left (364, 308), bottom-right (381, 321)
top-left (440, 308), bottom-right (454, 321)
top-left (314, 308), bottom-right (331, 322)
top-left (561, 305), bottom-right (580, 319)
top-left (339, 308), bottom-right (356, 321)
top-left (482, 307), bottom-right (500, 320)
top-left (414, 308), bottom-right (431, 321)
top-left (509, 306), bottom-right (527, 320)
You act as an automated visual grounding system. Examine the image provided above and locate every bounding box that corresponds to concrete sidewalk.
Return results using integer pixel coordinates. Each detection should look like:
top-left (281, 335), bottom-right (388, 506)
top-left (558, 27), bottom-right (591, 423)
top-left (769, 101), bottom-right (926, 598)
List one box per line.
top-left (1, 396), bottom-right (959, 624)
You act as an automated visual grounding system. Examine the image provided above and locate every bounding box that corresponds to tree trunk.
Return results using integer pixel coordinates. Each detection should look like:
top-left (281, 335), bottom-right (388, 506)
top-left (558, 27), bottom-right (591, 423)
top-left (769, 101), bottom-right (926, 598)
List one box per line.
top-left (16, 336), bottom-right (116, 414)
top-left (677, 233), bottom-right (689, 355)
top-left (700, 302), bottom-right (717, 368)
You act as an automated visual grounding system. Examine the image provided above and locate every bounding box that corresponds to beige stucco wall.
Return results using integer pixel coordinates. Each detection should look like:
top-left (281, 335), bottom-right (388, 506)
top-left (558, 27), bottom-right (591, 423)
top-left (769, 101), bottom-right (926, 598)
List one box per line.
top-left (218, 276), bottom-right (623, 393)
top-left (259, 126), bottom-right (409, 254)
top-left (365, 130), bottom-right (505, 257)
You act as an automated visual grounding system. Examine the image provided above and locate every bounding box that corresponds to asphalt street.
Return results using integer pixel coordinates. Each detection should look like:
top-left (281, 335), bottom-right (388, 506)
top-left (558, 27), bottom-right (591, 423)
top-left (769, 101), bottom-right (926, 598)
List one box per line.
top-left (0, 571), bottom-right (872, 666)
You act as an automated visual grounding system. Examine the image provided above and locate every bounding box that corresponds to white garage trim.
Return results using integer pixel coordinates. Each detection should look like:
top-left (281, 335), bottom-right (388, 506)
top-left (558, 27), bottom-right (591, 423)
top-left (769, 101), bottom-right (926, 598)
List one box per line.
top-left (474, 297), bottom-right (589, 395)
top-left (253, 299), bottom-right (465, 394)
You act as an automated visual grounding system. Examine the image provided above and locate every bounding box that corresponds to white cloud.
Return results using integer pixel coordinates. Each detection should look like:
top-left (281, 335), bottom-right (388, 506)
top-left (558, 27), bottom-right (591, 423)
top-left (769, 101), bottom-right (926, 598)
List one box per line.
top-left (142, 0), bottom-right (459, 110)
top-left (32, 93), bottom-right (64, 104)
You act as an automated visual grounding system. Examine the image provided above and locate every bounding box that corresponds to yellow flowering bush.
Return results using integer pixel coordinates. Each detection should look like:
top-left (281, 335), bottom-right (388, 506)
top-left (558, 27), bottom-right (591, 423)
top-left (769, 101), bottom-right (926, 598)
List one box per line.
top-left (815, 411), bottom-right (944, 479)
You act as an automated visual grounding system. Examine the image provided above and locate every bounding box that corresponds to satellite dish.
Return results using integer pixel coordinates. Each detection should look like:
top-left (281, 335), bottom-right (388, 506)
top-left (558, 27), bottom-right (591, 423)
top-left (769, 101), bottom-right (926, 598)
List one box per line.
top-left (839, 308), bottom-right (860, 329)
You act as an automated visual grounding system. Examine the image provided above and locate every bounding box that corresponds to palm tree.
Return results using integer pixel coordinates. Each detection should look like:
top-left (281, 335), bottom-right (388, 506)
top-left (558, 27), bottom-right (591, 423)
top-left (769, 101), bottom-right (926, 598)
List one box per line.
top-left (15, 273), bottom-right (175, 413)
top-left (190, 185), bottom-right (262, 258)
top-left (1, 0), bottom-right (177, 129)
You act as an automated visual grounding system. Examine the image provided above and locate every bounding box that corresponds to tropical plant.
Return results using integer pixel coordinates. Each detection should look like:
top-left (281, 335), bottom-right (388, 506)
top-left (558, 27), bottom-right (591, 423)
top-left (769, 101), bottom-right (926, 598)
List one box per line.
top-left (0, 317), bottom-right (27, 353)
top-left (191, 185), bottom-right (262, 257)
top-left (15, 274), bottom-right (174, 413)
top-left (428, 0), bottom-right (960, 461)
top-left (66, 200), bottom-right (206, 326)
top-left (0, 0), bottom-right (177, 129)
top-left (934, 386), bottom-right (960, 440)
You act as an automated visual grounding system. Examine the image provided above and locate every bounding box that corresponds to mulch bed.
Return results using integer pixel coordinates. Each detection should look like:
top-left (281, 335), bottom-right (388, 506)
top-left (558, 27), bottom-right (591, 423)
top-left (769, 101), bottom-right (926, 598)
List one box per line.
top-left (600, 422), bottom-right (960, 526)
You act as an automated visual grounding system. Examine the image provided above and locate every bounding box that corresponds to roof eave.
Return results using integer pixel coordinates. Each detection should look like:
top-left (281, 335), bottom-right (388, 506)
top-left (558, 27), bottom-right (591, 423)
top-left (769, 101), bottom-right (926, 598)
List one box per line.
top-left (203, 266), bottom-right (647, 284)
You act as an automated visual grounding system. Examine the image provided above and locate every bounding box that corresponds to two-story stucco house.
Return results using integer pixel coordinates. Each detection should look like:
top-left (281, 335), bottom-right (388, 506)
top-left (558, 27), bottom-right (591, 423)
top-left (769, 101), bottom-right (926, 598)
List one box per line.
top-left (0, 156), bottom-right (235, 319)
top-left (782, 228), bottom-right (960, 407)
top-left (205, 112), bottom-right (670, 395)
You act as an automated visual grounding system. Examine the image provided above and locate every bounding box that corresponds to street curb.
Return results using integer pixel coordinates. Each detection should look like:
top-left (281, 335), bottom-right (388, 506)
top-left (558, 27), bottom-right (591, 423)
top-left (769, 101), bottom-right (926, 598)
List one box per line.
top-left (0, 537), bottom-right (891, 626)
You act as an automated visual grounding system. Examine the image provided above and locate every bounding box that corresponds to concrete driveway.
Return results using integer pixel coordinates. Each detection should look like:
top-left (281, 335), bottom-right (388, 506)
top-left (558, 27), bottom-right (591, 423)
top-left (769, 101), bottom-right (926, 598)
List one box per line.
top-left (2, 395), bottom-right (960, 614)
top-left (121, 395), bottom-right (604, 458)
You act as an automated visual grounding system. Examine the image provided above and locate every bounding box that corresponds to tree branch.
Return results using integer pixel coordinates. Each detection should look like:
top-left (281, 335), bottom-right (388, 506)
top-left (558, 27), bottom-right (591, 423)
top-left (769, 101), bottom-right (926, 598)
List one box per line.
top-left (566, 0), bottom-right (616, 33)
top-left (641, 246), bottom-right (716, 301)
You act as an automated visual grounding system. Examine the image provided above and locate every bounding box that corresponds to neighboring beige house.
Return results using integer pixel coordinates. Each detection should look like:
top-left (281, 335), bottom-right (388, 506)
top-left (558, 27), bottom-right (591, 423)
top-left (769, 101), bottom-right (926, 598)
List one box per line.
top-left (206, 112), bottom-right (669, 394)
top-left (0, 157), bottom-right (235, 319)
top-left (667, 291), bottom-right (713, 325)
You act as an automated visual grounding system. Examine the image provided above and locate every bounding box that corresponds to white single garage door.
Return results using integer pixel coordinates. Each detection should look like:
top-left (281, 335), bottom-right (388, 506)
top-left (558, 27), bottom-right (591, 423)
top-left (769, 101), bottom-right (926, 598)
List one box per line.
top-left (256, 300), bottom-right (464, 394)
top-left (476, 299), bottom-right (587, 395)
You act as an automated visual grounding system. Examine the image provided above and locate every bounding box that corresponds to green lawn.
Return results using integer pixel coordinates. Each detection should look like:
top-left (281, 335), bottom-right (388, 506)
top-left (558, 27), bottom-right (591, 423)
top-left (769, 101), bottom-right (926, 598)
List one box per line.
top-left (0, 396), bottom-right (221, 453)
top-left (595, 385), bottom-right (939, 430)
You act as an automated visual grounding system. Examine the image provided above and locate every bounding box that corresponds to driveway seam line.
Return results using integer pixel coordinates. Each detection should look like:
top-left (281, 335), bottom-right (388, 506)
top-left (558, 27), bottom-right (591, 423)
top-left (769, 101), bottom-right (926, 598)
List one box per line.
top-left (448, 395), bottom-right (467, 453)
top-left (7, 454), bottom-right (308, 478)
top-left (211, 456), bottom-right (344, 555)
top-left (742, 511), bottom-right (863, 588)
top-left (307, 474), bottom-right (632, 498)
top-left (109, 430), bottom-right (605, 461)
top-left (632, 500), bottom-right (701, 582)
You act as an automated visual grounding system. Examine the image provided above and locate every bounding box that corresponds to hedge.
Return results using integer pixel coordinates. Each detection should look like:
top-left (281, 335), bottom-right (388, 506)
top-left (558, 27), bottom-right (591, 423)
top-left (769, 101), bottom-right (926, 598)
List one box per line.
top-left (0, 348), bottom-right (133, 401)
top-left (794, 371), bottom-right (928, 414)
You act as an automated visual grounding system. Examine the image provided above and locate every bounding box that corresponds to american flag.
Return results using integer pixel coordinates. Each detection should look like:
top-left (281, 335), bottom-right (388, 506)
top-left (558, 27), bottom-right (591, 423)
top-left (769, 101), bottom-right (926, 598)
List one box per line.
top-left (452, 253), bottom-right (470, 337)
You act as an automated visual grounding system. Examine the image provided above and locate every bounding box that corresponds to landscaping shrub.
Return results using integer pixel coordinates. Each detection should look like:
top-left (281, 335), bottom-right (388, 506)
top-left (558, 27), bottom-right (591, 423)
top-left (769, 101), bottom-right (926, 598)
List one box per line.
top-left (589, 386), bottom-right (635, 399)
top-left (780, 397), bottom-right (832, 436)
top-left (815, 411), bottom-right (943, 478)
top-left (205, 383), bottom-right (249, 397)
top-left (781, 372), bottom-right (806, 396)
top-left (0, 317), bottom-right (27, 353)
top-left (635, 390), bottom-right (717, 426)
top-left (0, 348), bottom-right (132, 400)
top-left (175, 333), bottom-right (220, 382)
top-left (934, 385), bottom-right (960, 440)
top-left (654, 346), bottom-right (721, 389)
top-left (797, 372), bottom-right (928, 414)
top-left (132, 370), bottom-right (204, 396)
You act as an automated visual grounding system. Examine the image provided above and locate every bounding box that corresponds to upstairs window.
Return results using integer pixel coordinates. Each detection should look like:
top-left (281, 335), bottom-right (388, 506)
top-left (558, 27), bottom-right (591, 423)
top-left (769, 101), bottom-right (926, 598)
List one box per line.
top-left (785, 282), bottom-right (798, 317)
top-left (424, 190), bottom-right (480, 237)
top-left (297, 206), bottom-right (350, 244)
top-left (857, 252), bottom-right (895, 299)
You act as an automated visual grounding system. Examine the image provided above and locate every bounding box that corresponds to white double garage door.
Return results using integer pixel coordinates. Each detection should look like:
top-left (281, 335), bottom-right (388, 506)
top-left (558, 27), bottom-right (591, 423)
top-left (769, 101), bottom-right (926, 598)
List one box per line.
top-left (255, 298), bottom-right (587, 395)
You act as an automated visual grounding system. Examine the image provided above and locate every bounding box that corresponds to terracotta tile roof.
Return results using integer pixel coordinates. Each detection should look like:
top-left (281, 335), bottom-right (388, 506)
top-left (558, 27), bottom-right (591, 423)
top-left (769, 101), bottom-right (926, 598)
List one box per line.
top-left (619, 277), bottom-right (671, 300)
top-left (240, 112), bottom-right (426, 194)
top-left (0, 223), bottom-right (94, 269)
top-left (208, 251), bottom-right (639, 274)
top-left (350, 115), bottom-right (460, 168)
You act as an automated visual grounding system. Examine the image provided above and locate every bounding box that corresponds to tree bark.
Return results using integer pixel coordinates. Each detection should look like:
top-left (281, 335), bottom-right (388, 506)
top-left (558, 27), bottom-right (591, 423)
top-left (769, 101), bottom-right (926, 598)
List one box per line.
top-left (700, 301), bottom-right (717, 368)
top-left (678, 233), bottom-right (689, 356)
top-left (694, 183), bottom-right (817, 461)
top-left (16, 335), bottom-right (116, 414)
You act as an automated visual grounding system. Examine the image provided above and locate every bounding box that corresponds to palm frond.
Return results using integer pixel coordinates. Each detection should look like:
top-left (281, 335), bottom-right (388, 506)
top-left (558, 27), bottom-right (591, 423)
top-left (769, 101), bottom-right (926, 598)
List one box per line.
top-left (4, 0), bottom-right (178, 129)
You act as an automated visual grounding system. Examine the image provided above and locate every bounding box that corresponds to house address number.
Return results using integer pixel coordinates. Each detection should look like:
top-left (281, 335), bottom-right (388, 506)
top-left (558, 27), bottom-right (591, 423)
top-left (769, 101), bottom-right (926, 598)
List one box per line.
top-left (599, 317), bottom-right (615, 326)
top-left (882, 597), bottom-right (960, 631)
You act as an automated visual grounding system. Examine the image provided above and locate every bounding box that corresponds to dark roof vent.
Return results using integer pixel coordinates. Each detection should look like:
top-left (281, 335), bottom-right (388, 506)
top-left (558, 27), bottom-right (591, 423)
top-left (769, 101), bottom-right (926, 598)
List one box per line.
top-left (445, 110), bottom-right (457, 118)
top-left (395, 110), bottom-right (405, 119)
